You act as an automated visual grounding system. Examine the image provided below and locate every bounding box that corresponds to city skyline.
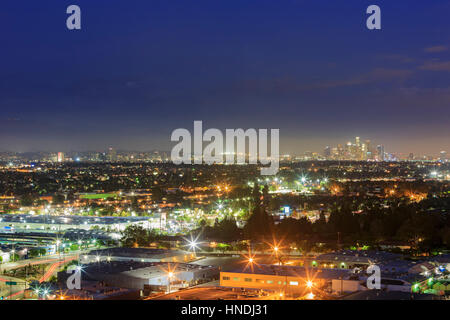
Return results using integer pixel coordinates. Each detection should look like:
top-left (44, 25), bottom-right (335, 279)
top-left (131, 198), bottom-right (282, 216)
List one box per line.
top-left (0, 135), bottom-right (447, 161)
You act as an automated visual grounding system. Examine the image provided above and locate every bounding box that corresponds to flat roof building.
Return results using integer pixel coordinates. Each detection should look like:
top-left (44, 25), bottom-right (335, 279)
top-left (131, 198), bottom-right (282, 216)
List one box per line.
top-left (312, 250), bottom-right (402, 269)
top-left (80, 247), bottom-right (197, 264)
top-left (220, 264), bottom-right (350, 295)
top-left (62, 261), bottom-right (218, 291)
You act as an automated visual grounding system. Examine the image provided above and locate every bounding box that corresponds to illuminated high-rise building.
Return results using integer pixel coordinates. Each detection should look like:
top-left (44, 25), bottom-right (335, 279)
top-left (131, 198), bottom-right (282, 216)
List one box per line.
top-left (440, 151), bottom-right (447, 161)
top-left (324, 146), bottom-right (331, 159)
top-left (337, 144), bottom-right (344, 158)
top-left (365, 140), bottom-right (371, 159)
top-left (57, 152), bottom-right (65, 162)
top-left (331, 147), bottom-right (339, 159)
top-left (361, 143), bottom-right (367, 160)
top-left (377, 145), bottom-right (385, 161)
top-left (108, 147), bottom-right (117, 162)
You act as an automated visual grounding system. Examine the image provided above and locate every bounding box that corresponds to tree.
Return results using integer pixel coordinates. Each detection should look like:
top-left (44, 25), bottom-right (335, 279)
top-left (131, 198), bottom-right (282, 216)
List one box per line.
top-left (214, 217), bottom-right (241, 242)
top-left (120, 225), bottom-right (151, 247)
top-left (20, 194), bottom-right (35, 206)
top-left (151, 187), bottom-right (164, 202)
top-left (52, 194), bottom-right (65, 205)
top-left (216, 243), bottom-right (230, 254)
top-left (244, 205), bottom-right (274, 240)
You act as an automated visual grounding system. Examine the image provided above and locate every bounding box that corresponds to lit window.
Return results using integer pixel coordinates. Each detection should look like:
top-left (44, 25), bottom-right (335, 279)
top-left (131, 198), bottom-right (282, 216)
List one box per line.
top-left (266, 280), bottom-right (274, 284)
top-left (289, 281), bottom-right (299, 286)
top-left (232, 277), bottom-right (240, 281)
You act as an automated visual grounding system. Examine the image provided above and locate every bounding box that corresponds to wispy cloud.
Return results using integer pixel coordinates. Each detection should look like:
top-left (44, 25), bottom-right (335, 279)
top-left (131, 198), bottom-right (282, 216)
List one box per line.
top-left (397, 86), bottom-right (450, 109)
top-left (380, 54), bottom-right (415, 63)
top-left (238, 68), bottom-right (413, 93)
top-left (419, 60), bottom-right (450, 72)
top-left (424, 45), bottom-right (448, 53)
top-left (314, 68), bottom-right (413, 89)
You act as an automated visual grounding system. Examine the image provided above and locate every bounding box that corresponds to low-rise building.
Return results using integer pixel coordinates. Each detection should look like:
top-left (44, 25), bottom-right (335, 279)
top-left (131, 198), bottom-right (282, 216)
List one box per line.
top-left (80, 247), bottom-right (197, 264)
top-left (312, 250), bottom-right (401, 269)
top-left (60, 261), bottom-right (218, 291)
top-left (220, 264), bottom-right (350, 295)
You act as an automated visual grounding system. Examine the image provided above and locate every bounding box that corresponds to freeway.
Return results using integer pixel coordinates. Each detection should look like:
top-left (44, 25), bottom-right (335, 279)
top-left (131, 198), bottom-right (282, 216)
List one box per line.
top-left (0, 249), bottom-right (93, 300)
top-left (0, 256), bottom-right (78, 300)
top-left (39, 257), bottom-right (77, 283)
top-left (0, 275), bottom-right (27, 300)
top-left (0, 253), bottom-right (77, 272)
top-left (0, 247), bottom-right (108, 272)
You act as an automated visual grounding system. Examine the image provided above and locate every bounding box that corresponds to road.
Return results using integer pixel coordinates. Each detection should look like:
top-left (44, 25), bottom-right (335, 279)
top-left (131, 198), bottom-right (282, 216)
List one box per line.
top-left (0, 275), bottom-right (27, 300)
top-left (1, 254), bottom-right (72, 272)
top-left (0, 256), bottom-right (78, 300)
top-left (0, 247), bottom-right (102, 272)
top-left (0, 250), bottom-right (87, 300)
top-left (149, 286), bottom-right (281, 300)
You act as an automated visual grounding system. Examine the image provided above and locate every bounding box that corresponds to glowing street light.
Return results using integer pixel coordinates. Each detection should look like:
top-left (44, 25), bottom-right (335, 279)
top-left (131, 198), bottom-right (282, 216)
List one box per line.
top-left (184, 234), bottom-right (202, 254)
top-left (167, 268), bottom-right (175, 293)
top-left (188, 240), bottom-right (199, 252)
top-left (243, 250), bottom-right (258, 272)
top-left (306, 280), bottom-right (313, 289)
top-left (269, 241), bottom-right (284, 265)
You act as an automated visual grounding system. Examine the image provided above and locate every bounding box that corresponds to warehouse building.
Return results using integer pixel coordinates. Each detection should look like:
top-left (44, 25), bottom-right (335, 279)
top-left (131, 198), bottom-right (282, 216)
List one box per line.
top-left (311, 250), bottom-right (401, 269)
top-left (220, 264), bottom-right (350, 294)
top-left (63, 261), bottom-right (218, 291)
top-left (80, 247), bottom-right (197, 264)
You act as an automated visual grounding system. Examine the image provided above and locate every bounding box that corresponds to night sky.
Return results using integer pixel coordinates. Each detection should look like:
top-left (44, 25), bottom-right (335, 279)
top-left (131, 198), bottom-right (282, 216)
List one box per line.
top-left (1, 0), bottom-right (449, 155)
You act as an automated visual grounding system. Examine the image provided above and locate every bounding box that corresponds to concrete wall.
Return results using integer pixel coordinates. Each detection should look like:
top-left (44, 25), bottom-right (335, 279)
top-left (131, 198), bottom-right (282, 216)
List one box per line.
top-left (332, 279), bottom-right (364, 293)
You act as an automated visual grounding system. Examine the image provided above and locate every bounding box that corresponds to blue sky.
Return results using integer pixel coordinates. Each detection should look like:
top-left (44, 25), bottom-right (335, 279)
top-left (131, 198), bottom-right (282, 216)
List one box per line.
top-left (0, 0), bottom-right (449, 155)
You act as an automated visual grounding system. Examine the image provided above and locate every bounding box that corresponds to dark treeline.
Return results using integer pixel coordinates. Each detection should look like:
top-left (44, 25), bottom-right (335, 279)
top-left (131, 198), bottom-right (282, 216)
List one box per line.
top-left (200, 184), bottom-right (450, 254)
